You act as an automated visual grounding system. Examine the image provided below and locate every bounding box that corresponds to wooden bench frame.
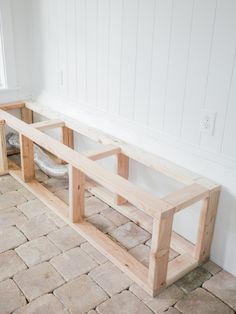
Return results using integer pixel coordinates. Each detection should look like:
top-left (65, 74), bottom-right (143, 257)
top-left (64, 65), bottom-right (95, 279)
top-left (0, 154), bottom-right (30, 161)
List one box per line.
top-left (0, 101), bottom-right (220, 296)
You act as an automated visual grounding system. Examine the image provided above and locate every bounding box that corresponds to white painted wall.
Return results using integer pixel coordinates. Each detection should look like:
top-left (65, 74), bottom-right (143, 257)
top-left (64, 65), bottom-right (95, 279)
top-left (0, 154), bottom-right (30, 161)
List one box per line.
top-left (4, 0), bottom-right (236, 275)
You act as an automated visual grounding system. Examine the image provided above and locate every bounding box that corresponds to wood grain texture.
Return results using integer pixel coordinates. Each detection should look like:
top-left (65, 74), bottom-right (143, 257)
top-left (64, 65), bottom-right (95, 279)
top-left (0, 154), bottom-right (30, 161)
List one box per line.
top-left (0, 121), bottom-right (8, 174)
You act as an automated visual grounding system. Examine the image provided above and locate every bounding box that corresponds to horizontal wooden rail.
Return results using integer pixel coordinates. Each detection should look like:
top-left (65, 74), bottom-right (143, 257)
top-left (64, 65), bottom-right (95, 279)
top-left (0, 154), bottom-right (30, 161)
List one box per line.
top-left (0, 109), bottom-right (173, 218)
top-left (0, 102), bottom-right (25, 111)
top-left (83, 145), bottom-right (121, 160)
top-left (31, 119), bottom-right (65, 131)
top-left (163, 183), bottom-right (209, 213)
top-left (25, 101), bottom-right (203, 185)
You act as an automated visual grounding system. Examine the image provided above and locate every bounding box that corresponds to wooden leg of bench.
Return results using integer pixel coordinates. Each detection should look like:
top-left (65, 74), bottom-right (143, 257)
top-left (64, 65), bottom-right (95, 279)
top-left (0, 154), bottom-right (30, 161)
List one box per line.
top-left (69, 165), bottom-right (85, 223)
top-left (21, 107), bottom-right (33, 124)
top-left (20, 134), bottom-right (35, 182)
top-left (194, 189), bottom-right (220, 264)
top-left (116, 153), bottom-right (129, 205)
top-left (148, 212), bottom-right (174, 296)
top-left (0, 121), bottom-right (8, 175)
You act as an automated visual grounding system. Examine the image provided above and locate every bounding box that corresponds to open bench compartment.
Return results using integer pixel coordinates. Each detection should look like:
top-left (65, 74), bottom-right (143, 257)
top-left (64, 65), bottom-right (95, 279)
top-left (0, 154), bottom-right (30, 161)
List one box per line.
top-left (0, 101), bottom-right (220, 297)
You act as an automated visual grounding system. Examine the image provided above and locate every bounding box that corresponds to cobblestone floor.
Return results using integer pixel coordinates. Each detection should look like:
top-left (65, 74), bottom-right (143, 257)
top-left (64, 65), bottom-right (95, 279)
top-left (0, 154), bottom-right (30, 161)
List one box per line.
top-left (0, 173), bottom-right (235, 314)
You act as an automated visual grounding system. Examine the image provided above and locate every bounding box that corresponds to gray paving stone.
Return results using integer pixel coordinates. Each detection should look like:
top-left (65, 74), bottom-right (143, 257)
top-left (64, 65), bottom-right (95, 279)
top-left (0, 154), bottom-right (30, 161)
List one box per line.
top-left (46, 211), bottom-right (67, 228)
top-left (14, 294), bottom-right (69, 314)
top-left (14, 262), bottom-right (65, 301)
top-left (100, 207), bottom-right (129, 227)
top-left (43, 178), bottom-right (69, 192)
top-left (202, 260), bottom-right (222, 275)
top-left (0, 191), bottom-right (26, 210)
top-left (17, 199), bottom-right (48, 218)
top-left (0, 226), bottom-right (27, 253)
top-left (203, 270), bottom-right (236, 310)
top-left (15, 236), bottom-right (61, 266)
top-left (17, 214), bottom-right (57, 240)
top-left (87, 311), bottom-right (98, 314)
top-left (130, 283), bottom-right (184, 313)
top-left (87, 214), bottom-right (116, 233)
top-left (89, 262), bottom-right (132, 296)
top-left (85, 196), bottom-right (109, 217)
top-left (0, 279), bottom-right (26, 314)
top-left (96, 290), bottom-right (153, 314)
top-left (81, 242), bottom-right (108, 264)
top-left (54, 275), bottom-right (108, 314)
top-left (50, 247), bottom-right (98, 281)
top-left (0, 175), bottom-right (22, 193)
top-left (47, 225), bottom-right (85, 251)
top-left (164, 308), bottom-right (181, 314)
top-left (175, 287), bottom-right (234, 314)
top-left (18, 188), bottom-right (36, 201)
top-left (0, 250), bottom-right (26, 281)
top-left (54, 188), bottom-right (91, 204)
top-left (129, 244), bottom-right (150, 267)
top-left (0, 207), bottom-right (28, 229)
top-left (176, 267), bottom-right (211, 293)
top-left (110, 222), bottom-right (151, 249)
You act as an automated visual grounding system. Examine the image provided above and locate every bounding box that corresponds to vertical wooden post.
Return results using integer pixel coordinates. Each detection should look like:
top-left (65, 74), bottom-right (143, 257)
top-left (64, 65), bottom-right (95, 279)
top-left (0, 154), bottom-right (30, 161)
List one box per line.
top-left (20, 134), bottom-right (35, 182)
top-left (194, 188), bottom-right (220, 264)
top-left (116, 153), bottom-right (129, 205)
top-left (69, 165), bottom-right (85, 223)
top-left (148, 211), bottom-right (174, 296)
top-left (0, 121), bottom-right (8, 175)
top-left (62, 126), bottom-right (74, 149)
top-left (21, 107), bottom-right (33, 124)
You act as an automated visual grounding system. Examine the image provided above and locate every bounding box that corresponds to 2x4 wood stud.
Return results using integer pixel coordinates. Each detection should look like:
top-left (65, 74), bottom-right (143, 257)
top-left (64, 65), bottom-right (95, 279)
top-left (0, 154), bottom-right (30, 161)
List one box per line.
top-left (0, 102), bottom-right (220, 297)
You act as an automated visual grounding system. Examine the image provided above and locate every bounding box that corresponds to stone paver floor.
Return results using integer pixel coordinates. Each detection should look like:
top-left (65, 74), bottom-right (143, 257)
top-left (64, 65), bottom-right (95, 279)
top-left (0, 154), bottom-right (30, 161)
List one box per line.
top-left (0, 173), bottom-right (235, 314)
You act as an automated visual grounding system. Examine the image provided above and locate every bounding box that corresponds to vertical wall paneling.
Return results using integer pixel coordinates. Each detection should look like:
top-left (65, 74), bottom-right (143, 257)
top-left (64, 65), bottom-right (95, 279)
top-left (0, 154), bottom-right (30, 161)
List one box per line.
top-left (67, 0), bottom-right (77, 100)
top-left (180, 0), bottom-right (217, 144)
top-left (200, 0), bottom-right (236, 153)
top-left (163, 0), bottom-right (194, 136)
top-left (119, 0), bottom-right (139, 120)
top-left (221, 52), bottom-right (236, 159)
top-left (134, 0), bottom-right (155, 125)
top-left (97, 0), bottom-right (110, 111)
top-left (148, 0), bottom-right (174, 130)
top-left (57, 0), bottom-right (67, 96)
top-left (86, 0), bottom-right (98, 107)
top-left (76, 0), bottom-right (87, 103)
top-left (108, 0), bottom-right (123, 116)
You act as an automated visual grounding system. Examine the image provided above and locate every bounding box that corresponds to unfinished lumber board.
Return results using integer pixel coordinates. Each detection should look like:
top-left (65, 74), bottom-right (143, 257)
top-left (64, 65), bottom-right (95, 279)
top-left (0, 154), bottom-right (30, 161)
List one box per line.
top-left (21, 107), bottom-right (33, 124)
top-left (84, 145), bottom-right (121, 160)
top-left (62, 126), bottom-right (74, 149)
top-left (166, 253), bottom-right (198, 286)
top-left (0, 109), bottom-right (173, 219)
top-left (194, 187), bottom-right (220, 263)
top-left (148, 213), bottom-right (174, 295)
top-left (19, 134), bottom-right (35, 182)
top-left (163, 183), bottom-right (209, 213)
top-left (69, 165), bottom-right (85, 222)
top-left (0, 120), bottom-right (8, 175)
top-left (116, 153), bottom-right (129, 205)
top-left (0, 101), bottom-right (25, 111)
top-left (31, 119), bottom-right (65, 131)
top-left (9, 168), bottom-right (68, 218)
top-left (25, 100), bottom-right (200, 185)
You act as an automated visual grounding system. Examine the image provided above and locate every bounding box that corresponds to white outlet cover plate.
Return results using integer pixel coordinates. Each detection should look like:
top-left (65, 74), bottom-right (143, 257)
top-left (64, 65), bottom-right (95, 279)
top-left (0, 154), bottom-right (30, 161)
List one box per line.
top-left (200, 110), bottom-right (217, 135)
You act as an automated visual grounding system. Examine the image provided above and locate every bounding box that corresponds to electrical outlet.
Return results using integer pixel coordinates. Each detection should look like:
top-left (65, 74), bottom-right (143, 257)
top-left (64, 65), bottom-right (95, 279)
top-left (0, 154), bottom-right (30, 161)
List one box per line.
top-left (200, 110), bottom-right (216, 135)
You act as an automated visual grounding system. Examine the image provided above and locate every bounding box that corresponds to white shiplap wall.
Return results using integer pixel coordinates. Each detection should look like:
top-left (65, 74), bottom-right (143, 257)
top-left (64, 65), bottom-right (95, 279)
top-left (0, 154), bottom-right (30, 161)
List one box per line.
top-left (21, 0), bottom-right (236, 275)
